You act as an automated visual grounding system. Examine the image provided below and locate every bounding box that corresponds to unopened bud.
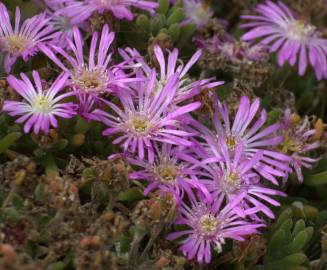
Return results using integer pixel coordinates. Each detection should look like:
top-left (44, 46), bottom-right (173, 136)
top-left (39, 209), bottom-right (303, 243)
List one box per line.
top-left (14, 170), bottom-right (26, 186)
top-left (80, 236), bottom-right (101, 248)
top-left (0, 244), bottom-right (16, 261)
top-left (291, 113), bottom-right (301, 125)
top-left (71, 134), bottom-right (85, 147)
top-left (311, 118), bottom-right (324, 142)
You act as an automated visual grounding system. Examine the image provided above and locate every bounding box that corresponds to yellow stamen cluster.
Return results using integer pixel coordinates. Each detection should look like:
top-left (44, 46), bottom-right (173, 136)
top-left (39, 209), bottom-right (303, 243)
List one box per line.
top-left (288, 21), bottom-right (316, 41)
top-left (33, 95), bottom-right (51, 113)
top-left (72, 67), bottom-right (108, 93)
top-left (126, 114), bottom-right (154, 136)
top-left (221, 171), bottom-right (241, 194)
top-left (226, 136), bottom-right (237, 150)
top-left (199, 214), bottom-right (218, 235)
top-left (5, 35), bottom-right (29, 54)
top-left (155, 164), bottom-right (179, 183)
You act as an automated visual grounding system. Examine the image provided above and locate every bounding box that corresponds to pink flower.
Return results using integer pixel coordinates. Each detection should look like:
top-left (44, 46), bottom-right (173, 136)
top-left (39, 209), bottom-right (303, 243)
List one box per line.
top-left (44, 0), bottom-right (84, 48)
top-left (192, 95), bottom-right (291, 185)
top-left (0, 3), bottom-right (59, 73)
top-left (241, 0), bottom-right (327, 80)
top-left (3, 71), bottom-right (76, 134)
top-left (167, 193), bottom-right (263, 264)
top-left (40, 25), bottom-right (136, 117)
top-left (279, 110), bottom-right (321, 182)
top-left (199, 139), bottom-right (285, 219)
top-left (119, 45), bottom-right (223, 104)
top-left (91, 71), bottom-right (201, 162)
top-left (128, 142), bottom-right (211, 203)
top-left (48, 0), bottom-right (158, 24)
top-left (183, 0), bottom-right (213, 27)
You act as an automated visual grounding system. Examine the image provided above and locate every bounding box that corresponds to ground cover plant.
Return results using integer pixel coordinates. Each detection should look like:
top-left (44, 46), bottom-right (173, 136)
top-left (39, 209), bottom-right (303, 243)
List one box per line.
top-left (0, 0), bottom-right (327, 269)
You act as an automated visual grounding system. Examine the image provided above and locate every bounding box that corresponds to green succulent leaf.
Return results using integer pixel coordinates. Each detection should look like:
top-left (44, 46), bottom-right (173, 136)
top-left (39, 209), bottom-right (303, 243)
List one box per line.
top-left (304, 171), bottom-right (327, 186)
top-left (117, 188), bottom-right (144, 202)
top-left (167, 8), bottom-right (184, 25)
top-left (0, 132), bottom-right (22, 154)
top-left (157, 0), bottom-right (170, 14)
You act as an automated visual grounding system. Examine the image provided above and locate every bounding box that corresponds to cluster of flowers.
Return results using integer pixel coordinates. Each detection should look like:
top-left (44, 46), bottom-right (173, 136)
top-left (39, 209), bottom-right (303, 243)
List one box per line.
top-left (0, 0), bottom-right (323, 265)
top-left (0, 0), bottom-right (158, 73)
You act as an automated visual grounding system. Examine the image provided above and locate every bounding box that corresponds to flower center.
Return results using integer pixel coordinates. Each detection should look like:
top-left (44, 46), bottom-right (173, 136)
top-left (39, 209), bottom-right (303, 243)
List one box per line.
top-left (280, 132), bottom-right (302, 153)
top-left (244, 43), bottom-right (268, 62)
top-left (221, 171), bottom-right (241, 194)
top-left (53, 16), bottom-right (73, 32)
top-left (226, 136), bottom-right (237, 150)
top-left (72, 67), bottom-right (109, 93)
top-left (130, 115), bottom-right (152, 134)
top-left (220, 42), bottom-right (235, 58)
top-left (4, 35), bottom-right (29, 54)
top-left (287, 21), bottom-right (316, 41)
top-left (186, 2), bottom-right (211, 26)
top-left (155, 164), bottom-right (179, 183)
top-left (33, 95), bottom-right (52, 113)
top-left (199, 214), bottom-right (218, 236)
top-left (226, 172), bottom-right (240, 184)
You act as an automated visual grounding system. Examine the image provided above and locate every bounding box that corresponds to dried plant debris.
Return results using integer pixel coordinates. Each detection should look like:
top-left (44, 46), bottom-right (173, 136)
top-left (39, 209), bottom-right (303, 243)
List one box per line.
top-left (0, 0), bottom-right (326, 269)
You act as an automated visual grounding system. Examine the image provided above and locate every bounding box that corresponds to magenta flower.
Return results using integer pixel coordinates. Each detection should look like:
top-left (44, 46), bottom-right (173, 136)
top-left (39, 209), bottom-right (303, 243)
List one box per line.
top-left (2, 71), bottom-right (76, 134)
top-left (169, 0), bottom-right (213, 27)
top-left (128, 142), bottom-right (211, 203)
top-left (199, 36), bottom-right (236, 60)
top-left (242, 42), bottom-right (269, 62)
top-left (167, 193), bottom-right (263, 264)
top-left (40, 25), bottom-right (134, 116)
top-left (241, 0), bottom-right (327, 80)
top-left (48, 0), bottom-right (158, 24)
top-left (44, 0), bottom-right (82, 48)
top-left (197, 35), bottom-right (269, 63)
top-left (279, 110), bottom-right (320, 182)
top-left (119, 45), bottom-right (223, 104)
top-left (91, 71), bottom-right (201, 162)
top-left (0, 3), bottom-right (59, 73)
top-left (193, 95), bottom-right (291, 185)
top-left (183, 0), bottom-right (213, 27)
top-left (199, 139), bottom-right (285, 219)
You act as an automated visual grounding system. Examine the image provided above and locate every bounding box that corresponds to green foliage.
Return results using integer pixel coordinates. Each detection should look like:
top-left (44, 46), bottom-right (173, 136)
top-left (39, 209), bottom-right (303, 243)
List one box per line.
top-left (0, 132), bottom-right (22, 154)
top-left (252, 208), bottom-right (327, 270)
top-left (305, 170), bottom-right (327, 186)
top-left (123, 0), bottom-right (195, 49)
top-left (117, 188), bottom-right (144, 202)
